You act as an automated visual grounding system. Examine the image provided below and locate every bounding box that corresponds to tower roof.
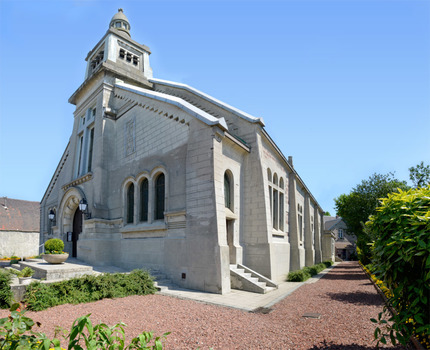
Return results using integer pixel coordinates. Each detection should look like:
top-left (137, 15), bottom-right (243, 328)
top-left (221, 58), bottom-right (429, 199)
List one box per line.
top-left (110, 8), bottom-right (131, 37)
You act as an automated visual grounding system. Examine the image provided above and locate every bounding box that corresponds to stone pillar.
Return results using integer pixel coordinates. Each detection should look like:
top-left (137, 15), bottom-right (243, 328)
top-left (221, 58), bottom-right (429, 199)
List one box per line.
top-left (304, 195), bottom-right (315, 266)
top-left (313, 208), bottom-right (323, 264)
top-left (289, 173), bottom-right (304, 270)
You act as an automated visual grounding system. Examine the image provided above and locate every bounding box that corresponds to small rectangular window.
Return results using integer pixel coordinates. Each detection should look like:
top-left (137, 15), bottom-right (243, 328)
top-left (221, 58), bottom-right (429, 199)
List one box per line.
top-left (119, 49), bottom-right (125, 59)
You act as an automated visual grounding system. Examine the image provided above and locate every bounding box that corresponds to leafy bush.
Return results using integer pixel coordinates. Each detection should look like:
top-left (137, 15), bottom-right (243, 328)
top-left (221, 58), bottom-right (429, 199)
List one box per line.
top-left (44, 238), bottom-right (64, 253)
top-left (0, 303), bottom-right (169, 349)
top-left (366, 186), bottom-right (430, 347)
top-left (323, 260), bottom-right (333, 268)
top-left (25, 269), bottom-right (157, 311)
top-left (287, 270), bottom-right (311, 282)
top-left (0, 270), bottom-right (12, 309)
top-left (287, 262), bottom-right (330, 282)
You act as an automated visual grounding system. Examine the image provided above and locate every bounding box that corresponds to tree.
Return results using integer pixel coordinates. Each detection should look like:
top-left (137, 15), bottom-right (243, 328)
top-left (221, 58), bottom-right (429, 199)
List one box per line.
top-left (334, 173), bottom-right (409, 263)
top-left (324, 211), bottom-right (331, 216)
top-left (409, 161), bottom-right (430, 188)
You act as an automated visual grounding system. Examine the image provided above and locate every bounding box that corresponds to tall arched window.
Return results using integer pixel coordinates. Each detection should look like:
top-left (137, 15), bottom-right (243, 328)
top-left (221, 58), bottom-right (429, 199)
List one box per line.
top-left (155, 173), bottom-right (165, 220)
top-left (140, 178), bottom-right (148, 222)
top-left (268, 168), bottom-right (285, 233)
top-left (224, 172), bottom-right (232, 209)
top-left (127, 183), bottom-right (134, 224)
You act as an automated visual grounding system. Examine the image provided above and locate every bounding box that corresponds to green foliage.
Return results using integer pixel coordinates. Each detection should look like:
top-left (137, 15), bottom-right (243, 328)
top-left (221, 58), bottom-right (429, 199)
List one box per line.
top-left (287, 270), bottom-right (310, 282)
top-left (65, 313), bottom-right (169, 349)
top-left (24, 269), bottom-right (157, 311)
top-left (409, 161), bottom-right (430, 188)
top-left (18, 267), bottom-right (34, 278)
top-left (334, 172), bottom-right (409, 264)
top-left (287, 263), bottom-right (329, 282)
top-left (0, 303), bottom-right (169, 349)
top-left (366, 186), bottom-right (430, 346)
top-left (323, 260), bottom-right (333, 268)
top-left (324, 211), bottom-right (331, 216)
top-left (0, 270), bottom-right (12, 309)
top-left (44, 238), bottom-right (64, 254)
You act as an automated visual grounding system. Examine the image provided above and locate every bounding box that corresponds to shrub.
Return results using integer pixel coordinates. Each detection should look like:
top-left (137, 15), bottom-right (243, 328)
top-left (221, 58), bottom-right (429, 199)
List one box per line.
top-left (366, 186), bottom-right (430, 347)
top-left (0, 270), bottom-right (12, 309)
top-left (287, 270), bottom-right (311, 282)
top-left (323, 260), bottom-right (333, 268)
top-left (44, 238), bottom-right (64, 253)
top-left (24, 269), bottom-right (156, 311)
top-left (287, 262), bottom-right (329, 282)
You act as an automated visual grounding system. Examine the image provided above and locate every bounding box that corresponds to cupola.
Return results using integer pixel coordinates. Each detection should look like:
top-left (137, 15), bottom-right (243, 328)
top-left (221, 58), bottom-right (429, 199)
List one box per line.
top-left (110, 8), bottom-right (131, 37)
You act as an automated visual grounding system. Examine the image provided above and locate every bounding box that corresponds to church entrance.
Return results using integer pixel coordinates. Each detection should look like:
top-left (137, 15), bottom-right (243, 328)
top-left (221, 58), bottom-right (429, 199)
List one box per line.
top-left (72, 208), bottom-right (82, 258)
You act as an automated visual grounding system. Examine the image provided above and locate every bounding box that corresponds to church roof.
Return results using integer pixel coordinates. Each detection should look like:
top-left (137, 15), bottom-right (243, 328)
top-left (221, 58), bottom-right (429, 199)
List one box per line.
top-left (0, 197), bottom-right (40, 232)
top-left (115, 81), bottom-right (229, 130)
top-left (150, 78), bottom-right (265, 126)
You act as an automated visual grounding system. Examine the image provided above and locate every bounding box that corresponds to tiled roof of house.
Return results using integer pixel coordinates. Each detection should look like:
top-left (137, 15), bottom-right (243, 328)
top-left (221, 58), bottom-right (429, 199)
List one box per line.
top-left (0, 197), bottom-right (40, 232)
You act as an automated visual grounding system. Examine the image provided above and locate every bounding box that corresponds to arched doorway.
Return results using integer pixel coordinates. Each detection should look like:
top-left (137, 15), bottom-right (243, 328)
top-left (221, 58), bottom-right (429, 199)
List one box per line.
top-left (72, 208), bottom-right (82, 258)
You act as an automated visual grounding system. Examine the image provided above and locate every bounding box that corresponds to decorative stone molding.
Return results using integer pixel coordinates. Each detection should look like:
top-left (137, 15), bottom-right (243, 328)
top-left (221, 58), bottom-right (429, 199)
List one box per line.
top-left (62, 173), bottom-right (93, 191)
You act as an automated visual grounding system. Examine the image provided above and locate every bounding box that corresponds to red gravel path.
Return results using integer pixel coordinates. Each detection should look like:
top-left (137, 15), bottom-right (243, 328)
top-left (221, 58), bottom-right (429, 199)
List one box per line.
top-left (0, 262), bottom-right (405, 349)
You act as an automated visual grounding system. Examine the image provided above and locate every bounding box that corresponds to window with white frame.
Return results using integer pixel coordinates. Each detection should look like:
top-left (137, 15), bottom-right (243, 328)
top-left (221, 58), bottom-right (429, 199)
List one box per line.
top-left (338, 228), bottom-right (344, 239)
top-left (268, 168), bottom-right (285, 232)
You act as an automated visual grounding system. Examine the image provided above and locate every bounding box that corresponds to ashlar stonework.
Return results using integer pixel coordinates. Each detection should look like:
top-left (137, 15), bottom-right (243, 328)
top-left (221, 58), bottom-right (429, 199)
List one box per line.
top-left (41, 9), bottom-right (333, 294)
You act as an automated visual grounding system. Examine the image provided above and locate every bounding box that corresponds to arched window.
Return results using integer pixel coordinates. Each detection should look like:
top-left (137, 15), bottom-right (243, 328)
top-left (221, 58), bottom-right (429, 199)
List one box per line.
top-left (155, 173), bottom-right (165, 220)
top-left (140, 178), bottom-right (148, 222)
top-left (224, 172), bottom-right (232, 209)
top-left (127, 183), bottom-right (134, 224)
top-left (268, 169), bottom-right (286, 233)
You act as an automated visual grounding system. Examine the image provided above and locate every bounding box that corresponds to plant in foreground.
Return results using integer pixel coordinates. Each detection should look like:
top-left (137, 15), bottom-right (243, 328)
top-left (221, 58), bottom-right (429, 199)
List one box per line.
top-left (0, 303), bottom-right (169, 349)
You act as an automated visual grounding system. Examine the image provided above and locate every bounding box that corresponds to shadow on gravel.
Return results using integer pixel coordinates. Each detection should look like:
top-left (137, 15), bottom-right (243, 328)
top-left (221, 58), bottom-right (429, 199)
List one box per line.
top-left (322, 272), bottom-right (368, 281)
top-left (326, 291), bottom-right (384, 306)
top-left (309, 340), bottom-right (405, 349)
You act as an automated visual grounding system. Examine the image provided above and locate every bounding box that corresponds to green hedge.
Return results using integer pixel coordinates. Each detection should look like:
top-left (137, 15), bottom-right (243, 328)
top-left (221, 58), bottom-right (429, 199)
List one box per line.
top-left (287, 262), bottom-right (331, 282)
top-left (0, 270), bottom-right (12, 309)
top-left (366, 186), bottom-right (430, 346)
top-left (24, 269), bottom-right (157, 311)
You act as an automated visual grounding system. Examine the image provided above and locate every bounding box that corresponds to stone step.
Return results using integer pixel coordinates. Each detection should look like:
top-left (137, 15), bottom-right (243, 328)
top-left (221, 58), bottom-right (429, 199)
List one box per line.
top-left (229, 263), bottom-right (278, 294)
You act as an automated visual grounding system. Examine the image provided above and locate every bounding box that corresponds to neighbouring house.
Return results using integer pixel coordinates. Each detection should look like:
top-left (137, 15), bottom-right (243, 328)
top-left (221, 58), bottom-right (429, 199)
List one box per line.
top-left (324, 216), bottom-right (356, 261)
top-left (40, 9), bottom-right (331, 294)
top-left (0, 197), bottom-right (40, 258)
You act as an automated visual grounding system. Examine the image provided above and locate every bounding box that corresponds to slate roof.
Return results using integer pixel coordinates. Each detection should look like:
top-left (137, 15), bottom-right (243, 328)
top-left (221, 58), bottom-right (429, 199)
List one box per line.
top-left (323, 216), bottom-right (343, 231)
top-left (0, 197), bottom-right (40, 232)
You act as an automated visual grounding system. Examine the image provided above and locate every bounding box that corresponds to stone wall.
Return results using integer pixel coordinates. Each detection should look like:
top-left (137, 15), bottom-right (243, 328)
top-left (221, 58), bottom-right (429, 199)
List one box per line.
top-left (0, 231), bottom-right (40, 257)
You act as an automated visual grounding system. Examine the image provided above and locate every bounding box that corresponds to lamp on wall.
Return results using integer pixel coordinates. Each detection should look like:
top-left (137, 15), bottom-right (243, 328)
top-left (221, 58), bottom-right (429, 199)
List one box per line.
top-left (79, 198), bottom-right (91, 219)
top-left (48, 209), bottom-right (55, 235)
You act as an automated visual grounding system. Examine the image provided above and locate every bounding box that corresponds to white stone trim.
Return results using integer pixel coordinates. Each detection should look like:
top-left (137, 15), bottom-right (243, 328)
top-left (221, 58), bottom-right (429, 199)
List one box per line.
top-left (150, 78), bottom-right (265, 126)
top-left (114, 81), bottom-right (228, 130)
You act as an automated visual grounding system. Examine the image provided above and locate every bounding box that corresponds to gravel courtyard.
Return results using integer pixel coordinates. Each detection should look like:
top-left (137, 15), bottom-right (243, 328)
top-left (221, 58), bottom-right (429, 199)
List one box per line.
top-left (0, 262), bottom-right (405, 349)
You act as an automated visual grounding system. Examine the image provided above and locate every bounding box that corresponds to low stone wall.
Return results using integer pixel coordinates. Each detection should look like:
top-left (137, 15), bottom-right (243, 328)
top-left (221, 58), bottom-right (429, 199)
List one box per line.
top-left (0, 231), bottom-right (40, 257)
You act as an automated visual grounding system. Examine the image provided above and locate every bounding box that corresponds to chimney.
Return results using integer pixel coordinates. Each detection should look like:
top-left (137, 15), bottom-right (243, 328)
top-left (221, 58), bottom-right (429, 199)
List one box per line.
top-left (288, 156), bottom-right (293, 168)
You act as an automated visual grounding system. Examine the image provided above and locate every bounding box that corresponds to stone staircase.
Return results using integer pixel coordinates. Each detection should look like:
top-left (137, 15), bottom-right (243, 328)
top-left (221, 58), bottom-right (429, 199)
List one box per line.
top-left (230, 263), bottom-right (278, 294)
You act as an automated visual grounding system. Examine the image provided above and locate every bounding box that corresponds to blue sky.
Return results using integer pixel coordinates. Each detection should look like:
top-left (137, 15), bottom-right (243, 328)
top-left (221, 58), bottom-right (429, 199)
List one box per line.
top-left (0, 0), bottom-right (429, 215)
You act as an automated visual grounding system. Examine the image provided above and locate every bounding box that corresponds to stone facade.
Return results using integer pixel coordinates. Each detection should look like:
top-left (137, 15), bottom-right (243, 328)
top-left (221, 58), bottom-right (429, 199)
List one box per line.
top-left (41, 10), bottom-right (329, 294)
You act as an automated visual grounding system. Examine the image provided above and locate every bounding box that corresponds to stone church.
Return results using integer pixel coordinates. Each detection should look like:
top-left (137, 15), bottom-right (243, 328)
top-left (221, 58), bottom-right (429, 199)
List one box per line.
top-left (41, 9), bottom-right (331, 294)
